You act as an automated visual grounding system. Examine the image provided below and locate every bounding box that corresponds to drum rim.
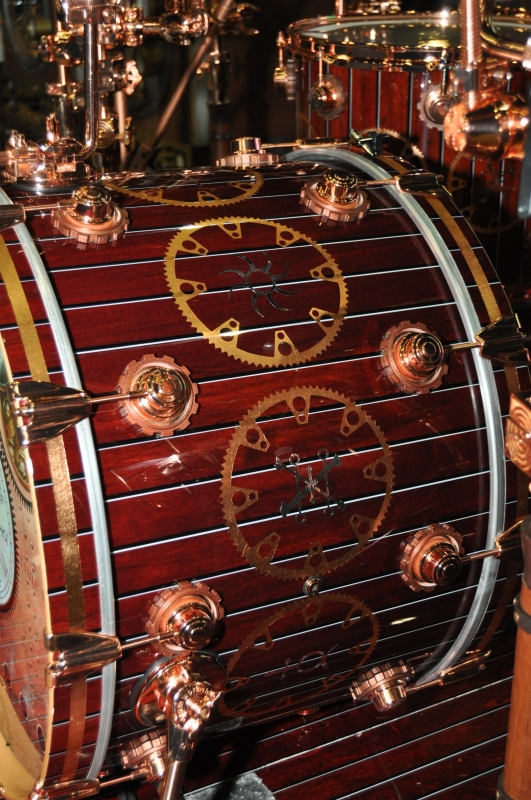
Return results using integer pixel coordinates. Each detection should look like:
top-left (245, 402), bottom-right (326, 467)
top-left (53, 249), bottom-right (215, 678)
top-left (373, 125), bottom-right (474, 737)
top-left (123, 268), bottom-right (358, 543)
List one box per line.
top-left (287, 12), bottom-right (461, 70)
top-left (0, 187), bottom-right (116, 782)
top-left (283, 147), bottom-right (505, 685)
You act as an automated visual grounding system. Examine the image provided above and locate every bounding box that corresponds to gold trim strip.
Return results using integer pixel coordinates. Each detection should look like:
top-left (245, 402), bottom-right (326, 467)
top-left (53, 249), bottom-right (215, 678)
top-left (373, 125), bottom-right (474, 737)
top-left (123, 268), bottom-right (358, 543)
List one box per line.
top-left (0, 235), bottom-right (87, 781)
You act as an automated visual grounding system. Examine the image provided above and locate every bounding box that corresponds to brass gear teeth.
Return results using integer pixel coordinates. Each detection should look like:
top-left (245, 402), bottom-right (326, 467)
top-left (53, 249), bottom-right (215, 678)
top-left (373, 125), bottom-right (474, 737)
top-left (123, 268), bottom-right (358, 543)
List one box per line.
top-left (105, 171), bottom-right (264, 208)
top-left (165, 218), bottom-right (348, 369)
top-left (220, 385), bottom-right (394, 581)
top-left (398, 523), bottom-right (463, 592)
top-left (359, 128), bottom-right (428, 171)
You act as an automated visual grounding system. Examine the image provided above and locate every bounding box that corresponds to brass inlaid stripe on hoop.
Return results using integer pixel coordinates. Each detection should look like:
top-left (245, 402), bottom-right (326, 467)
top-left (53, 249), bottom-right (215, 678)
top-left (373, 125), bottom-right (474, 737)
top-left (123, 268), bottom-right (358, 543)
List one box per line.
top-left (0, 235), bottom-right (87, 780)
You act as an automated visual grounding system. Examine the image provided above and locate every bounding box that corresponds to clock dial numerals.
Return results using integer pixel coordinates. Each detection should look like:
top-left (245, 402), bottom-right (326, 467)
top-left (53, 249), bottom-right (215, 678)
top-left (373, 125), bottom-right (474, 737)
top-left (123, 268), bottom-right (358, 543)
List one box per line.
top-left (218, 592), bottom-right (379, 720)
top-left (221, 386), bottom-right (394, 581)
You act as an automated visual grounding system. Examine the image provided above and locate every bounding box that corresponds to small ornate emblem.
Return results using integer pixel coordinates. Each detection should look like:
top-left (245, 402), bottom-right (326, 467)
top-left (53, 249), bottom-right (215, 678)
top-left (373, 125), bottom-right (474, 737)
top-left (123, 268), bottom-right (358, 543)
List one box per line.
top-left (275, 450), bottom-right (345, 523)
top-left (221, 253), bottom-right (299, 318)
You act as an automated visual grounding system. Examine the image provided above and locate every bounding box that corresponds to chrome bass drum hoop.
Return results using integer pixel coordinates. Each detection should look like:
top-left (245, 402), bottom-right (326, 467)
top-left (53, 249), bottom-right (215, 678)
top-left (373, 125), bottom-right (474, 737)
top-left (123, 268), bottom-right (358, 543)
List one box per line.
top-left (0, 187), bottom-right (116, 780)
top-left (283, 148), bottom-right (505, 685)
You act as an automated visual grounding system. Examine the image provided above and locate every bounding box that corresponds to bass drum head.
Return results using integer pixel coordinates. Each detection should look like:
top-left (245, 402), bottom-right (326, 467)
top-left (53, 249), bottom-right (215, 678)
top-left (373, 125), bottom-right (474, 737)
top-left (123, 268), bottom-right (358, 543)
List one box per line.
top-left (0, 339), bottom-right (52, 799)
top-left (287, 13), bottom-right (461, 69)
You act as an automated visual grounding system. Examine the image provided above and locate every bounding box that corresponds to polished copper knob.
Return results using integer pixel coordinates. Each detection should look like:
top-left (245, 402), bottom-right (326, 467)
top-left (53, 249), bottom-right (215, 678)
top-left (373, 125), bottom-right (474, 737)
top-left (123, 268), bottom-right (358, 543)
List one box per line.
top-left (350, 660), bottom-right (414, 711)
top-left (421, 543), bottom-right (463, 586)
top-left (69, 186), bottom-right (113, 223)
top-left (301, 169), bottom-right (370, 226)
top-left (399, 524), bottom-right (464, 592)
top-left (217, 137), bottom-right (279, 167)
top-left (381, 321), bottom-right (448, 394)
top-left (146, 581), bottom-right (224, 656)
top-left (117, 354), bottom-right (199, 437)
top-left (309, 75), bottom-right (345, 121)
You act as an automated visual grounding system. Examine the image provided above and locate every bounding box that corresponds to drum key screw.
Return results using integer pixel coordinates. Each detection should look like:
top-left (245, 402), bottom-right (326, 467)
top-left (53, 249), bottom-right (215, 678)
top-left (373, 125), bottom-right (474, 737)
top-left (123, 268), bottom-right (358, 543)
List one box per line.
top-left (300, 169), bottom-right (370, 226)
top-left (52, 186), bottom-right (129, 247)
top-left (303, 576), bottom-right (324, 597)
top-left (217, 137), bottom-right (279, 167)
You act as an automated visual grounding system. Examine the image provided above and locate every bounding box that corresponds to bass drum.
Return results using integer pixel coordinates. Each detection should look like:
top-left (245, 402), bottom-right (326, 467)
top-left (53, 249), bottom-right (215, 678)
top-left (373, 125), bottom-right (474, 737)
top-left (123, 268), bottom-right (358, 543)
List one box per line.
top-left (0, 150), bottom-right (527, 799)
top-left (288, 11), bottom-right (531, 285)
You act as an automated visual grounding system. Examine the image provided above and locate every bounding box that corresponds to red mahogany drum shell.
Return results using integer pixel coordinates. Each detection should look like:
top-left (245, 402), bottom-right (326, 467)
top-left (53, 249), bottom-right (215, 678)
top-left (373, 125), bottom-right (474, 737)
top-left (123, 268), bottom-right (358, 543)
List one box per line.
top-left (289, 12), bottom-right (531, 282)
top-left (0, 154), bottom-right (527, 794)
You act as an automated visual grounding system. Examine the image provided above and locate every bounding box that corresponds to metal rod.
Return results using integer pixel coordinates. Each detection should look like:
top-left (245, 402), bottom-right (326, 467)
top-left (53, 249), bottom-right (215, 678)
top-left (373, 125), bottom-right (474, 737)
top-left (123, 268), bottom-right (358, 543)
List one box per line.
top-left (130, 0), bottom-right (235, 169)
top-left (114, 90), bottom-right (129, 172)
top-left (160, 759), bottom-right (188, 800)
top-left (92, 390), bottom-right (147, 405)
top-left (82, 21), bottom-right (99, 158)
top-left (461, 0), bottom-right (482, 69)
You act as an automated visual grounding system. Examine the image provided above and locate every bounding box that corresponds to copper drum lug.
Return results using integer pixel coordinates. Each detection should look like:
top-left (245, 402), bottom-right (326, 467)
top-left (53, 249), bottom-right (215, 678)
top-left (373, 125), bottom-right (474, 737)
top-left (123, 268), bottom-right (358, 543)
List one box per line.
top-left (399, 523), bottom-right (464, 593)
top-left (309, 74), bottom-right (345, 121)
top-left (52, 186), bottom-right (128, 248)
top-left (146, 580), bottom-right (224, 655)
top-left (116, 353), bottom-right (199, 437)
top-left (300, 169), bottom-right (370, 227)
top-left (444, 94), bottom-right (529, 160)
top-left (381, 320), bottom-right (448, 394)
top-left (217, 137), bottom-right (279, 168)
top-left (350, 659), bottom-right (415, 711)
top-left (505, 392), bottom-right (531, 480)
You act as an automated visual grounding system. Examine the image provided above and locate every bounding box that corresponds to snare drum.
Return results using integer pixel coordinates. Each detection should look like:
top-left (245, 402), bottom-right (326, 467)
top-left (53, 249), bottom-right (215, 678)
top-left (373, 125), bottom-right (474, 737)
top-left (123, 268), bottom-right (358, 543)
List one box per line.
top-left (0, 151), bottom-right (527, 799)
top-left (287, 12), bottom-right (531, 283)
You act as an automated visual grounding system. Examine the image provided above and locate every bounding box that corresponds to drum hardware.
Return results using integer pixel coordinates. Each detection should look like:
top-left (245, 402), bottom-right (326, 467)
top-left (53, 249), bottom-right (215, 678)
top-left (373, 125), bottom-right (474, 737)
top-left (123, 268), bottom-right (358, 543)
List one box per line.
top-left (145, 581), bottom-right (224, 657)
top-left (132, 651), bottom-right (226, 800)
top-left (117, 354), bottom-right (199, 437)
top-left (444, 93), bottom-right (529, 160)
top-left (130, 0), bottom-right (253, 170)
top-left (45, 580), bottom-right (224, 687)
top-left (300, 168), bottom-right (448, 227)
top-left (303, 575), bottom-right (324, 597)
top-left (350, 651), bottom-right (489, 711)
top-left (7, 356), bottom-right (197, 445)
top-left (308, 48), bottom-right (345, 122)
top-left (417, 63), bottom-right (458, 131)
top-left (381, 314), bottom-right (529, 395)
top-left (274, 32), bottom-right (297, 102)
top-left (398, 520), bottom-right (522, 593)
top-left (52, 185), bottom-right (129, 246)
top-left (118, 731), bottom-right (167, 784)
top-left (481, 0), bottom-right (531, 63)
top-left (158, 0), bottom-right (209, 45)
top-left (216, 137), bottom-right (280, 168)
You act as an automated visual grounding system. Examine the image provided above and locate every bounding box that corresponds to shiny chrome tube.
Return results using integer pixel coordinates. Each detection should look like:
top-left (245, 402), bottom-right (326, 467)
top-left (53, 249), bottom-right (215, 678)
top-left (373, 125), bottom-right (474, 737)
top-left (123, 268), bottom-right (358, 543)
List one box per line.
top-left (82, 21), bottom-right (99, 158)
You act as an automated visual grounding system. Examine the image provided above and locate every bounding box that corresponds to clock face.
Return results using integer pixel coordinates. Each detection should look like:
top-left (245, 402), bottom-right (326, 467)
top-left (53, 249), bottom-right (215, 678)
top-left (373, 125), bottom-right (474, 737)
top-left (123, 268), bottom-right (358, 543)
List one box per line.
top-left (221, 386), bottom-right (394, 581)
top-left (0, 456), bottom-right (15, 607)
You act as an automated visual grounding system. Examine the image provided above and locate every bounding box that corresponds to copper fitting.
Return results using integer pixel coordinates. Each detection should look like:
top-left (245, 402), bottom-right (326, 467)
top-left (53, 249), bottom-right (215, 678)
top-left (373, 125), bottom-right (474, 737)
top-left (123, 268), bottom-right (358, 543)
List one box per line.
top-left (300, 169), bottom-right (370, 226)
top-left (399, 524), bottom-right (464, 592)
top-left (380, 321), bottom-right (448, 394)
top-left (444, 94), bottom-right (529, 160)
top-left (145, 581), bottom-right (224, 655)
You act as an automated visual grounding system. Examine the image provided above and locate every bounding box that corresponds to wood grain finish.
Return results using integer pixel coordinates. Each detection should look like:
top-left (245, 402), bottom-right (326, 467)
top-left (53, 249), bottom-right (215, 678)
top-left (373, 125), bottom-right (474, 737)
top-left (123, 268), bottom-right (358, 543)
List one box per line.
top-left (0, 159), bottom-right (525, 798)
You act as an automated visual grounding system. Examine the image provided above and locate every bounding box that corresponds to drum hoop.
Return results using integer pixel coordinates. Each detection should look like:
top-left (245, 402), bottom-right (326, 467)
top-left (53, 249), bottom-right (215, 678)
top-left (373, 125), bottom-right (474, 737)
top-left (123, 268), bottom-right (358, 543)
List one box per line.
top-left (0, 187), bottom-right (116, 781)
top-left (287, 13), bottom-right (460, 70)
top-left (283, 148), bottom-right (506, 684)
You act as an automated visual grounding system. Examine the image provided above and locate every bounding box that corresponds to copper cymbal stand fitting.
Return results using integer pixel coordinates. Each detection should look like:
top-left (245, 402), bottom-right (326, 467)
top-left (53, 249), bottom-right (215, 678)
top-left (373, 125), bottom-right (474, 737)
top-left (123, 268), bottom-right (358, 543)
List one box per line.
top-left (52, 186), bottom-right (128, 247)
top-left (216, 137), bottom-right (279, 167)
top-left (132, 651), bottom-right (226, 800)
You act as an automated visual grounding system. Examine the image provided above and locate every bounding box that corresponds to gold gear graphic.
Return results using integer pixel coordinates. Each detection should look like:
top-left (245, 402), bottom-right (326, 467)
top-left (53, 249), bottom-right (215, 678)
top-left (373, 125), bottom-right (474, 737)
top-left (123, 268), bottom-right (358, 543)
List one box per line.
top-left (361, 128), bottom-right (428, 172)
top-left (218, 592), bottom-right (379, 719)
top-left (106, 171), bottom-right (264, 208)
top-left (447, 153), bottom-right (520, 235)
top-left (221, 386), bottom-right (394, 581)
top-left (165, 218), bottom-right (348, 369)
